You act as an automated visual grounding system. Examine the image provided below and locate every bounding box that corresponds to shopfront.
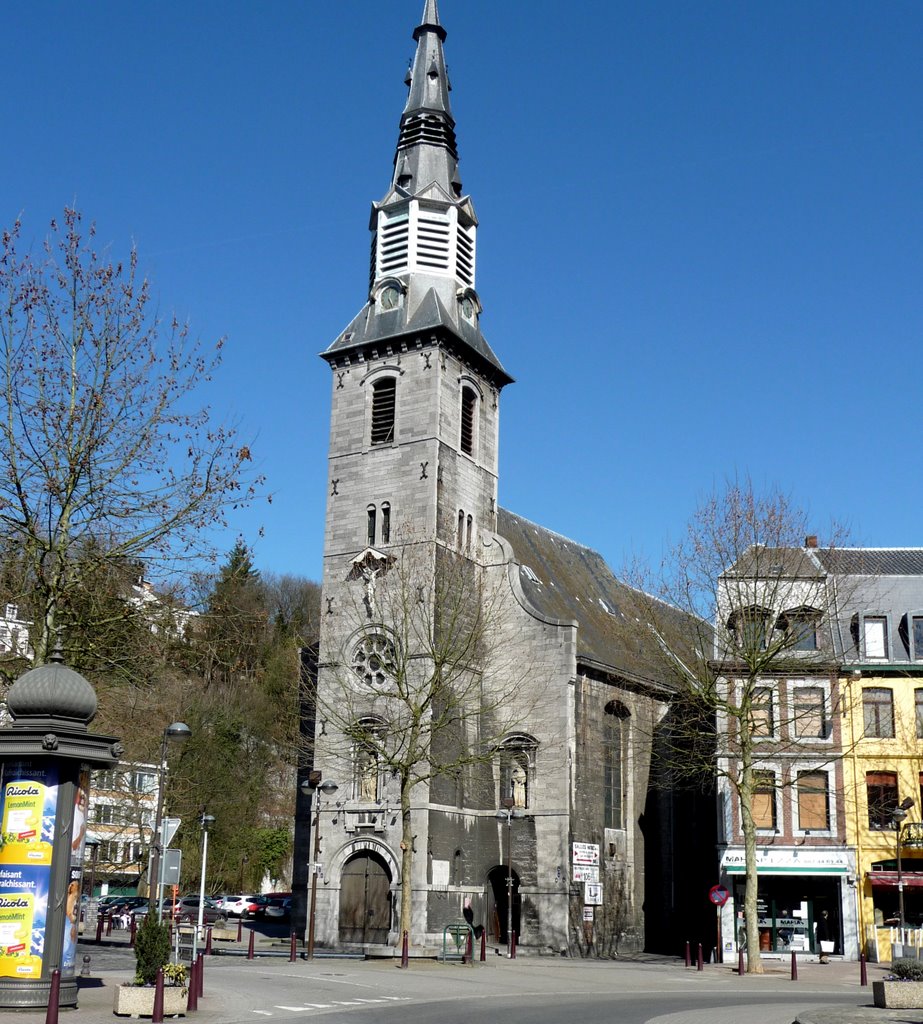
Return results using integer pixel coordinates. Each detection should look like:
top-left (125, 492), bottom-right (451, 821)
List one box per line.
top-left (719, 847), bottom-right (857, 960)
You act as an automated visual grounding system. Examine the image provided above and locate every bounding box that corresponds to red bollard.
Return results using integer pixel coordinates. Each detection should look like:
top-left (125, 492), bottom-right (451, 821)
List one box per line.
top-left (860, 952), bottom-right (868, 987)
top-left (186, 959), bottom-right (198, 1012)
top-left (684, 940), bottom-right (691, 967)
top-left (197, 952), bottom-right (204, 998)
top-left (510, 931), bottom-right (517, 959)
top-left (130, 916), bottom-right (137, 947)
top-left (697, 943), bottom-right (703, 971)
top-left (480, 931), bottom-right (486, 963)
top-left (464, 931), bottom-right (472, 964)
top-left (44, 968), bottom-right (60, 1024)
top-left (152, 967), bottom-right (164, 1024)
top-left (790, 951), bottom-right (798, 981)
top-left (247, 927), bottom-right (255, 960)
top-left (205, 926), bottom-right (213, 955)
top-left (94, 915), bottom-right (103, 943)
top-left (400, 930), bottom-right (409, 969)
top-left (105, 914), bottom-right (113, 937)
top-left (237, 917), bottom-right (243, 942)
top-left (738, 947), bottom-right (745, 976)
top-left (289, 933), bottom-right (297, 962)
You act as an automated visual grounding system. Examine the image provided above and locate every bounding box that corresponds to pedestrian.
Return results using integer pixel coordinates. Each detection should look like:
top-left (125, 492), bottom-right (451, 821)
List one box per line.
top-left (815, 909), bottom-right (833, 963)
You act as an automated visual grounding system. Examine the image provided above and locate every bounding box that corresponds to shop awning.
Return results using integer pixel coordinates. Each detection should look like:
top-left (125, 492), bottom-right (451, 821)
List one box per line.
top-left (868, 872), bottom-right (923, 889)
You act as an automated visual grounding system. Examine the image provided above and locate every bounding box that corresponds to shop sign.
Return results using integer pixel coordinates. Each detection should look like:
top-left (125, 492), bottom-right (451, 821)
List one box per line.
top-left (572, 865), bottom-right (599, 883)
top-left (572, 843), bottom-right (599, 866)
top-left (720, 847), bottom-right (849, 874)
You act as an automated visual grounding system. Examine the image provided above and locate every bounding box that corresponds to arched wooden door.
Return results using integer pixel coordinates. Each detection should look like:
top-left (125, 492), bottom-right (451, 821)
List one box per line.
top-left (338, 851), bottom-right (392, 944)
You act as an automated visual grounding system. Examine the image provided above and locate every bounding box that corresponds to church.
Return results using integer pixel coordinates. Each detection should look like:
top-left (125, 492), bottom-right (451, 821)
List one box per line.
top-left (305, 1), bottom-right (714, 956)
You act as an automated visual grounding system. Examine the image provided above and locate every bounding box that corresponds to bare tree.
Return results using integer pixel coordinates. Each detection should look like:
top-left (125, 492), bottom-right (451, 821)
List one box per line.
top-left (0, 208), bottom-right (261, 665)
top-left (316, 525), bottom-right (540, 945)
top-left (625, 481), bottom-right (850, 973)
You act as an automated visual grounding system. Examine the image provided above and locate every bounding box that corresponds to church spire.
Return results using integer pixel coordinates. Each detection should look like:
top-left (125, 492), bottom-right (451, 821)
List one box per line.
top-left (393, 0), bottom-right (459, 197)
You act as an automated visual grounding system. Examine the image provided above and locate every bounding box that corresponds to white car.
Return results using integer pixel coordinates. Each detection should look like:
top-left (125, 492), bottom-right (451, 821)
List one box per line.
top-left (215, 895), bottom-right (249, 917)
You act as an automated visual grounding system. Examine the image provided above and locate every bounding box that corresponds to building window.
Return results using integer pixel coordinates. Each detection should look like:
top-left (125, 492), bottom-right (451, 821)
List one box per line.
top-left (729, 606), bottom-right (771, 651)
top-left (867, 771), bottom-right (898, 830)
top-left (751, 770), bottom-right (777, 830)
top-left (466, 514), bottom-right (473, 553)
top-left (913, 616), bottom-right (923, 660)
top-left (498, 736), bottom-right (537, 810)
top-left (604, 702), bottom-right (630, 830)
top-left (796, 770), bottom-right (830, 831)
top-left (863, 688), bottom-right (895, 738)
top-left (793, 686), bottom-right (827, 739)
top-left (750, 687), bottom-right (774, 737)
top-left (460, 386), bottom-right (477, 456)
top-left (780, 608), bottom-right (820, 651)
top-left (352, 634), bottom-right (397, 689)
top-left (370, 377), bottom-right (396, 445)
top-left (381, 503), bottom-right (391, 544)
top-left (457, 510), bottom-right (465, 549)
top-left (367, 506), bottom-right (376, 546)
top-left (93, 804), bottom-right (114, 825)
top-left (863, 616), bottom-right (889, 659)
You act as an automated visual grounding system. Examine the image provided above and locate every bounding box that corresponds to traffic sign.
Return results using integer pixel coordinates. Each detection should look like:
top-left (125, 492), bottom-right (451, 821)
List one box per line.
top-left (161, 817), bottom-right (181, 847)
top-left (708, 884), bottom-right (730, 907)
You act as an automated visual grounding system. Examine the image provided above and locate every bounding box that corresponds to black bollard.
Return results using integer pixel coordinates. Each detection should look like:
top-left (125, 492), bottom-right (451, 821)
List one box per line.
top-left (860, 952), bottom-right (868, 987)
top-left (290, 932), bottom-right (297, 962)
top-left (152, 967), bottom-right (164, 1024)
top-left (790, 951), bottom-right (798, 981)
top-left (738, 947), bottom-right (745, 976)
top-left (511, 931), bottom-right (517, 959)
top-left (197, 952), bottom-right (204, 998)
top-left (44, 969), bottom-right (60, 1024)
top-left (401, 930), bottom-right (409, 969)
top-left (237, 916), bottom-right (243, 942)
top-left (480, 931), bottom-right (486, 963)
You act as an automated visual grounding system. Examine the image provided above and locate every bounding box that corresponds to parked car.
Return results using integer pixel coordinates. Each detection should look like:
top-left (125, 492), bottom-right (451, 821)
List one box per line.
top-left (106, 896), bottom-right (148, 917)
top-left (263, 897), bottom-right (291, 921)
top-left (215, 894), bottom-right (249, 917)
top-left (242, 894), bottom-right (271, 918)
top-left (162, 896), bottom-right (225, 924)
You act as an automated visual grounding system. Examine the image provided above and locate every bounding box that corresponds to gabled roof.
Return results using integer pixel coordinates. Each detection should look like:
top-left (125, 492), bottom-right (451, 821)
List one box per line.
top-left (814, 548), bottom-right (923, 576)
top-left (497, 508), bottom-right (690, 691)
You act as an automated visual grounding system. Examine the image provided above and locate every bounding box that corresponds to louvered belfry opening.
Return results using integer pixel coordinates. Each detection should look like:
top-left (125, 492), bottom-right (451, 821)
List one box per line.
top-left (397, 113), bottom-right (458, 159)
top-left (371, 377), bottom-right (397, 445)
top-left (460, 386), bottom-right (476, 455)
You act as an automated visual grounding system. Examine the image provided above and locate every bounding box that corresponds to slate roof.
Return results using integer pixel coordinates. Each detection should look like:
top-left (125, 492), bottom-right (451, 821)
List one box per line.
top-left (814, 548), bottom-right (923, 576)
top-left (497, 508), bottom-right (692, 691)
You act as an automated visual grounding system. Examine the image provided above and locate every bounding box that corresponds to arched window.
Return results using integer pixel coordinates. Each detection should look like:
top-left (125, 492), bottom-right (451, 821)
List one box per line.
top-left (381, 502), bottom-right (391, 544)
top-left (370, 377), bottom-right (396, 444)
top-left (604, 701), bottom-right (630, 830)
top-left (352, 634), bottom-right (397, 689)
top-left (778, 606), bottom-right (821, 651)
top-left (367, 505), bottom-right (377, 547)
top-left (466, 514), bottom-right (473, 552)
top-left (457, 509), bottom-right (465, 549)
top-left (460, 386), bottom-right (477, 456)
top-left (727, 605), bottom-right (772, 651)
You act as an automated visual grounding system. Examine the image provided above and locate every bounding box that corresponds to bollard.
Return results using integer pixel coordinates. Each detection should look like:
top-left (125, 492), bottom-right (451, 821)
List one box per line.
top-left (510, 931), bottom-right (517, 959)
top-left (247, 927), bottom-right (255, 960)
top-left (790, 951), bottom-right (798, 981)
top-left (738, 947), bottom-right (744, 976)
top-left (205, 926), bottom-right (213, 956)
top-left (197, 952), bottom-right (204, 998)
top-left (152, 967), bottom-right (164, 1024)
top-left (237, 916), bottom-right (243, 942)
top-left (480, 931), bottom-right (486, 963)
top-left (130, 916), bottom-right (137, 947)
top-left (81, 954), bottom-right (91, 978)
top-left (44, 968), bottom-right (60, 1024)
top-left (106, 913), bottom-right (113, 937)
top-left (697, 943), bottom-right (703, 971)
top-left (464, 931), bottom-right (472, 964)
top-left (401, 930), bottom-right (409, 969)
top-left (289, 932), bottom-right (297, 962)
top-left (684, 940), bottom-right (691, 968)
top-left (860, 952), bottom-right (868, 987)
top-left (186, 959), bottom-right (198, 1012)
top-left (95, 915), bottom-right (104, 943)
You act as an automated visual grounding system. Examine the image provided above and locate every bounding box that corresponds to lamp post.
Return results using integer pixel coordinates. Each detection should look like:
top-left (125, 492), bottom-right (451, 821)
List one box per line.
top-left (894, 796), bottom-right (914, 934)
top-left (495, 797), bottom-right (525, 957)
top-left (194, 813), bottom-right (216, 959)
top-left (149, 721), bottom-right (191, 918)
top-left (301, 772), bottom-right (338, 960)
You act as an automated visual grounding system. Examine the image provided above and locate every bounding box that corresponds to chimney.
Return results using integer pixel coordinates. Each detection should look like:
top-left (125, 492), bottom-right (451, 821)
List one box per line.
top-left (805, 535), bottom-right (818, 549)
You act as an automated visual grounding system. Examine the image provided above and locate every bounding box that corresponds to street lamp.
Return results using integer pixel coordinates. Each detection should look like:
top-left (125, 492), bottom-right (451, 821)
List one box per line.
top-left (149, 721), bottom-right (191, 918)
top-left (495, 797), bottom-right (525, 957)
top-left (301, 772), bottom-right (338, 960)
top-left (194, 813), bottom-right (216, 959)
top-left (893, 796), bottom-right (914, 934)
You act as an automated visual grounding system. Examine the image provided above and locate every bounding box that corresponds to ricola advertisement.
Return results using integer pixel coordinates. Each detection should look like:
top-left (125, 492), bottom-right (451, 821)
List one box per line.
top-left (0, 763), bottom-right (58, 979)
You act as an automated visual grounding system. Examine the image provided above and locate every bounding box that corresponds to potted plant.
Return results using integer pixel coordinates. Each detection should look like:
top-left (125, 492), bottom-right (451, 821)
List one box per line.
top-left (873, 957), bottom-right (923, 1009)
top-left (113, 914), bottom-right (189, 1017)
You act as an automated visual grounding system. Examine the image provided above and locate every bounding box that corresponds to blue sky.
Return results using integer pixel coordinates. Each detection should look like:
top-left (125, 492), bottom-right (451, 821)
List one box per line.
top-left (3, 2), bottom-right (921, 583)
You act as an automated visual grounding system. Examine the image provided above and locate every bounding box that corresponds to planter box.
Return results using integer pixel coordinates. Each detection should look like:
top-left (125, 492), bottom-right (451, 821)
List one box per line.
top-left (873, 980), bottom-right (923, 1009)
top-left (113, 983), bottom-right (187, 1017)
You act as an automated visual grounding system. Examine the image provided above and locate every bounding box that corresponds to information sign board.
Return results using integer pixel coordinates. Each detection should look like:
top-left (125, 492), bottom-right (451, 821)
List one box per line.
top-left (572, 842), bottom-right (599, 866)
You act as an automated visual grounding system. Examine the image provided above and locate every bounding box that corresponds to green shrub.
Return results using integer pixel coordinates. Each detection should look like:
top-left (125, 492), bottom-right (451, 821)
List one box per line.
top-left (133, 914), bottom-right (171, 986)
top-left (162, 962), bottom-right (187, 988)
top-left (890, 958), bottom-right (923, 981)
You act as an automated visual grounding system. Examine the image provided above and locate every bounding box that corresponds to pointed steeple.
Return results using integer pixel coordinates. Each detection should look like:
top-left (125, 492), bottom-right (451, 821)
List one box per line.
top-left (393, 0), bottom-right (458, 197)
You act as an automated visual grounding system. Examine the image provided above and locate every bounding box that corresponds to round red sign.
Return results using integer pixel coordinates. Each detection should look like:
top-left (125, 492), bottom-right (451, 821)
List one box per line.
top-left (708, 884), bottom-right (730, 907)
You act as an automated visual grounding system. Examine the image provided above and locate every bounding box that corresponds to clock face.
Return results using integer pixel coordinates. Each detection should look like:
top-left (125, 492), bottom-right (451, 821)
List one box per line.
top-left (379, 286), bottom-right (400, 310)
top-left (460, 296), bottom-right (475, 319)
